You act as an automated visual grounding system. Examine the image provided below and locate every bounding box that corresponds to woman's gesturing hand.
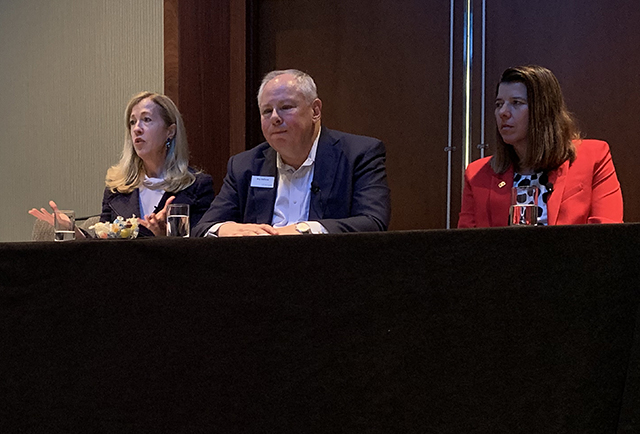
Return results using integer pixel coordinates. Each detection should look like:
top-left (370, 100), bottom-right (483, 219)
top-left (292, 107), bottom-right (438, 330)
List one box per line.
top-left (139, 196), bottom-right (176, 236)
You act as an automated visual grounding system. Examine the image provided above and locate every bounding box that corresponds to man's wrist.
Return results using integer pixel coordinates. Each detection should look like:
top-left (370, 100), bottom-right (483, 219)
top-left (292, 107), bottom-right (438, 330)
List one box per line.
top-left (205, 222), bottom-right (231, 237)
top-left (295, 222), bottom-right (312, 234)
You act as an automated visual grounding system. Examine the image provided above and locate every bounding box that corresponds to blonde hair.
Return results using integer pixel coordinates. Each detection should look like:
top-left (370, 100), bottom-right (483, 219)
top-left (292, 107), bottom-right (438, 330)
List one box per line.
top-left (106, 91), bottom-right (195, 193)
top-left (491, 65), bottom-right (580, 174)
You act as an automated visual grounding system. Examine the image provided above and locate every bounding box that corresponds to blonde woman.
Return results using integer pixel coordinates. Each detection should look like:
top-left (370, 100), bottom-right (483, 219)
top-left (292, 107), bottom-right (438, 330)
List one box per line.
top-left (30, 92), bottom-right (215, 237)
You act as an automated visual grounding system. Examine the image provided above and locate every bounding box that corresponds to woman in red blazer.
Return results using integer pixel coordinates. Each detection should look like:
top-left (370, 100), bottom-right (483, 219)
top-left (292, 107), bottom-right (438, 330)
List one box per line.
top-left (458, 65), bottom-right (623, 228)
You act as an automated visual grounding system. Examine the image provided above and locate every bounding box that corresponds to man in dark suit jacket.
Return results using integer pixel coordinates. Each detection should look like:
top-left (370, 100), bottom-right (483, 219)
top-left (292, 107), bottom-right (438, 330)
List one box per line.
top-left (192, 69), bottom-right (390, 237)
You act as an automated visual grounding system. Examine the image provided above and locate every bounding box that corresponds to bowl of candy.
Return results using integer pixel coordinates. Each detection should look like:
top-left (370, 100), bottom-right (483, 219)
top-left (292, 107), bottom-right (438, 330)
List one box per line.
top-left (90, 216), bottom-right (140, 239)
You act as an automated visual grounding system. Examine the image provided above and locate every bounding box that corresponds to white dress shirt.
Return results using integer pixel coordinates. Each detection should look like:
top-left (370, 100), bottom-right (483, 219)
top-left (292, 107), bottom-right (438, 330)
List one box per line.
top-left (271, 134), bottom-right (325, 234)
top-left (206, 132), bottom-right (327, 236)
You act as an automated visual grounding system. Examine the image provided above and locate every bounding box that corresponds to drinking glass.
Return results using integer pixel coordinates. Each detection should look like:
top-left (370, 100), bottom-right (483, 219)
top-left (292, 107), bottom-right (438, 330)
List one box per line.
top-left (167, 204), bottom-right (190, 237)
top-left (54, 210), bottom-right (76, 241)
top-left (509, 186), bottom-right (539, 226)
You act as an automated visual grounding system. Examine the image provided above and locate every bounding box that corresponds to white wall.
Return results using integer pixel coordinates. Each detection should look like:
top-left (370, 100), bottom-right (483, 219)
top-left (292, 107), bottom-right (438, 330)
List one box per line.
top-left (0, 0), bottom-right (163, 241)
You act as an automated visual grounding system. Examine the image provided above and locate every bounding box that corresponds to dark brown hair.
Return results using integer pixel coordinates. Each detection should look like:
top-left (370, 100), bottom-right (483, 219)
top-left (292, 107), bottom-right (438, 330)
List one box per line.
top-left (491, 65), bottom-right (580, 173)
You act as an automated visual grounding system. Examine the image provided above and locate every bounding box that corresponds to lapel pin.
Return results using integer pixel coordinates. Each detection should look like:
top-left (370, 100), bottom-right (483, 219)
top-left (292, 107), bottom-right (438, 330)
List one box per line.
top-left (498, 181), bottom-right (506, 188)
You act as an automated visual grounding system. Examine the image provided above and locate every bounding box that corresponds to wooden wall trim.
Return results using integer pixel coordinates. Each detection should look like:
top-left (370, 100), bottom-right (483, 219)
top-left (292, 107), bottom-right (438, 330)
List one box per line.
top-left (163, 0), bottom-right (179, 106)
top-left (229, 0), bottom-right (247, 157)
top-left (163, 0), bottom-right (246, 193)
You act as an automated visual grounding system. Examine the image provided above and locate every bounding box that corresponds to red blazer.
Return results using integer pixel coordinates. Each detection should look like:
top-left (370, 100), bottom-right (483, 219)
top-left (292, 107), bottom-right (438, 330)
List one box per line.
top-left (458, 139), bottom-right (623, 228)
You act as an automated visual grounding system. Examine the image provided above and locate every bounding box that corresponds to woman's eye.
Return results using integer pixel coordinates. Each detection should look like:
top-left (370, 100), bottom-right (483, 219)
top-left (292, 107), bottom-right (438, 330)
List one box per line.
top-left (144, 117), bottom-right (152, 122)
top-left (129, 119), bottom-right (136, 126)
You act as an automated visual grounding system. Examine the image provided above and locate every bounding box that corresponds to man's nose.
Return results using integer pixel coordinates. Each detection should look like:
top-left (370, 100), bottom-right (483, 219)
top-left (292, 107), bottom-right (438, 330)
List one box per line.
top-left (271, 109), bottom-right (282, 124)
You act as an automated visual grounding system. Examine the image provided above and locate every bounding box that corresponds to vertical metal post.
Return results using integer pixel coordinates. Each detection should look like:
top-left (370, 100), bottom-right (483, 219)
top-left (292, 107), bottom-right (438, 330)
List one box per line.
top-left (445, 0), bottom-right (455, 229)
top-left (462, 0), bottom-right (473, 177)
top-left (480, 0), bottom-right (487, 158)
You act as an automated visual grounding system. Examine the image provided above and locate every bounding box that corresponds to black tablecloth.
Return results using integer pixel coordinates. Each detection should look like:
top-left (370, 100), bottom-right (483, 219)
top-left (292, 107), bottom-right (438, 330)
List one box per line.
top-left (1, 225), bottom-right (639, 433)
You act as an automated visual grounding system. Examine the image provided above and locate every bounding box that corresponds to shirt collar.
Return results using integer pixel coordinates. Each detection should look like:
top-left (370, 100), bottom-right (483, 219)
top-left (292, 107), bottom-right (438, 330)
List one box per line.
top-left (141, 173), bottom-right (165, 189)
top-left (276, 129), bottom-right (321, 172)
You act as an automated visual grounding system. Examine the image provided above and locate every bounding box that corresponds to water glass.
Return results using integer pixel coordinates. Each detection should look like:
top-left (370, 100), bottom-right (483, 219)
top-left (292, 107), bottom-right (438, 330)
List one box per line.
top-left (54, 209), bottom-right (76, 241)
top-left (167, 204), bottom-right (190, 237)
top-left (509, 186), bottom-right (539, 226)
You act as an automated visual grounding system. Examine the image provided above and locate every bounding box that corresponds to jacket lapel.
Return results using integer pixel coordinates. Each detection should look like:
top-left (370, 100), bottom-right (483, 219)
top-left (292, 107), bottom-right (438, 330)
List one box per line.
top-left (155, 192), bottom-right (172, 213)
top-left (545, 160), bottom-right (569, 226)
top-left (108, 189), bottom-right (142, 218)
top-left (489, 167), bottom-right (513, 227)
top-left (309, 128), bottom-right (339, 220)
top-left (159, 187), bottom-right (197, 211)
top-left (250, 146), bottom-right (279, 224)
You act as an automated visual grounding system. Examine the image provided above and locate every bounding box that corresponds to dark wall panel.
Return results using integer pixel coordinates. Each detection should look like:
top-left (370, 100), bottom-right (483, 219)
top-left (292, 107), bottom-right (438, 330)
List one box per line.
top-left (164, 0), bottom-right (246, 194)
top-left (483, 0), bottom-right (640, 223)
top-left (257, 0), bottom-right (453, 230)
top-left (255, 0), bottom-right (640, 229)
top-left (168, 1), bottom-right (640, 228)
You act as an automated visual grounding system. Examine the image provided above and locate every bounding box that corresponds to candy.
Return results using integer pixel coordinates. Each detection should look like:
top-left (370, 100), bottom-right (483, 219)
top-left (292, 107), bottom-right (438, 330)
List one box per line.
top-left (89, 216), bottom-right (139, 239)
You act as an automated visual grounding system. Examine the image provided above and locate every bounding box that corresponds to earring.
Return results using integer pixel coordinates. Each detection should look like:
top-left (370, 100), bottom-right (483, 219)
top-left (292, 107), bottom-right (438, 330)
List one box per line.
top-left (165, 137), bottom-right (172, 149)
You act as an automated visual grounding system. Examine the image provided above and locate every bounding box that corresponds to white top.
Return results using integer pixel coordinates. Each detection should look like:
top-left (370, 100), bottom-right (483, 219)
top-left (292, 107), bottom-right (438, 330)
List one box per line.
top-left (138, 175), bottom-right (165, 218)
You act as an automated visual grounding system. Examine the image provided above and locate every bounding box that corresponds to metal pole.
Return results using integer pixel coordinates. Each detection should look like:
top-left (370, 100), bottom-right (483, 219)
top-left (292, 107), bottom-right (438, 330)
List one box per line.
top-left (445, 0), bottom-right (455, 229)
top-left (462, 0), bottom-right (473, 177)
top-left (480, 0), bottom-right (487, 158)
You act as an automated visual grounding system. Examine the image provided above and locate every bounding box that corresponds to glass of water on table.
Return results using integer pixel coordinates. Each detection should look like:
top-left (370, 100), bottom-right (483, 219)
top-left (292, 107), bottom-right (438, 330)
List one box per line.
top-left (54, 209), bottom-right (76, 241)
top-left (167, 204), bottom-right (190, 237)
top-left (509, 186), bottom-right (539, 226)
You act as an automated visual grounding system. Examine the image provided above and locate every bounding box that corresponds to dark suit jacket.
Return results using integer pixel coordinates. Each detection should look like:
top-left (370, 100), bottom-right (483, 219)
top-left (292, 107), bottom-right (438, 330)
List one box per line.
top-left (458, 139), bottom-right (623, 227)
top-left (101, 171), bottom-right (215, 237)
top-left (192, 127), bottom-right (391, 236)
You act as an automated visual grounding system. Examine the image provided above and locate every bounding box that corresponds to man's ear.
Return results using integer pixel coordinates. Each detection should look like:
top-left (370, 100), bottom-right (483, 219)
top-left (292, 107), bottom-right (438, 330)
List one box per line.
top-left (311, 99), bottom-right (322, 121)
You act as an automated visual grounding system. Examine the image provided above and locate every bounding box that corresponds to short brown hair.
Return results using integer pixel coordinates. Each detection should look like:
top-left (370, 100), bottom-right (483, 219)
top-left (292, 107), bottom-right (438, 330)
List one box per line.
top-left (491, 65), bottom-right (580, 174)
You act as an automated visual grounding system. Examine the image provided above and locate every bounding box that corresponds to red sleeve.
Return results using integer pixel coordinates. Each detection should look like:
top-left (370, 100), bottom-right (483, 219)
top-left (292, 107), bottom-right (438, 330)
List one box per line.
top-left (588, 142), bottom-right (623, 223)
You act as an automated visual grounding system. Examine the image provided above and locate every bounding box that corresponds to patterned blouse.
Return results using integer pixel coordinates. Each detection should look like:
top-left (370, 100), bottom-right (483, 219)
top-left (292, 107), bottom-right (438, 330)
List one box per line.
top-left (513, 172), bottom-right (552, 225)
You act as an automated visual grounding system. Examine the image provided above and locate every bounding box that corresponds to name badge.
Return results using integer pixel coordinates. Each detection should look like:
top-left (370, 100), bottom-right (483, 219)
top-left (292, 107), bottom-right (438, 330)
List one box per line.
top-left (250, 175), bottom-right (275, 188)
